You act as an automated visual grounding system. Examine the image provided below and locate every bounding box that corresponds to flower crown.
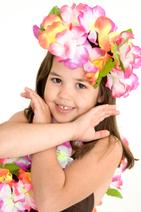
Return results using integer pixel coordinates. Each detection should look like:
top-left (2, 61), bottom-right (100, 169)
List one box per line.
top-left (33, 3), bottom-right (141, 98)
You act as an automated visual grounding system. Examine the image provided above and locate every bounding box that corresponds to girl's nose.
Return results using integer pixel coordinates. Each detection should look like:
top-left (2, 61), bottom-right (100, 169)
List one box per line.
top-left (58, 85), bottom-right (73, 100)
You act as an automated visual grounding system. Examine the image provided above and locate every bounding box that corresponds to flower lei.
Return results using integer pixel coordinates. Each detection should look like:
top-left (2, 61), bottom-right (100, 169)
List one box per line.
top-left (33, 3), bottom-right (141, 98)
top-left (0, 139), bottom-right (127, 211)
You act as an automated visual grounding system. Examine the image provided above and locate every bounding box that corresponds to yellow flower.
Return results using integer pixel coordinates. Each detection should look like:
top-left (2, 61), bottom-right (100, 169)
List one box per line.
top-left (0, 168), bottom-right (12, 183)
top-left (38, 14), bottom-right (68, 49)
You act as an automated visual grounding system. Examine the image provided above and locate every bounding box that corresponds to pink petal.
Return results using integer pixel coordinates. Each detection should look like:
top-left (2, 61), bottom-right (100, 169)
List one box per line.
top-left (33, 25), bottom-right (40, 38)
top-left (132, 45), bottom-right (141, 68)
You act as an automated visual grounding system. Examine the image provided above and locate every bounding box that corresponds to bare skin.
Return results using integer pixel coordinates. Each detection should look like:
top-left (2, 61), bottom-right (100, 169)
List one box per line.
top-left (0, 95), bottom-right (118, 158)
top-left (21, 88), bottom-right (122, 211)
top-left (0, 59), bottom-right (122, 211)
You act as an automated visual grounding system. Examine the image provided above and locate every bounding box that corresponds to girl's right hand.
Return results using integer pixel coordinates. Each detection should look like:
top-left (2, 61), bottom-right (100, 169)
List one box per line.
top-left (21, 87), bottom-right (51, 124)
top-left (72, 104), bottom-right (119, 142)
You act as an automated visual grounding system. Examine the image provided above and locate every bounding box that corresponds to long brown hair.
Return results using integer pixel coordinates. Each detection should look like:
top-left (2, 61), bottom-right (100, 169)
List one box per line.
top-left (24, 52), bottom-right (135, 169)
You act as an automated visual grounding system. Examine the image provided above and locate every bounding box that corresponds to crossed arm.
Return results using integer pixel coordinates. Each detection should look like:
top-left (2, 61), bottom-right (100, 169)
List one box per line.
top-left (31, 137), bottom-right (122, 212)
top-left (0, 88), bottom-right (122, 211)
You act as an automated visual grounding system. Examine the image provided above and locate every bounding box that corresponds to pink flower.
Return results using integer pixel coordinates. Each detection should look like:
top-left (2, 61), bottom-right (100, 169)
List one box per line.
top-left (79, 5), bottom-right (105, 44)
top-left (37, 14), bottom-right (68, 49)
top-left (56, 142), bottom-right (73, 169)
top-left (0, 169), bottom-right (13, 184)
top-left (131, 45), bottom-right (141, 68)
top-left (33, 3), bottom-right (141, 97)
top-left (0, 183), bottom-right (15, 212)
top-left (113, 31), bottom-right (141, 76)
top-left (49, 26), bottom-right (89, 68)
top-left (33, 25), bottom-right (40, 38)
top-left (60, 3), bottom-right (80, 25)
top-left (0, 156), bottom-right (31, 171)
top-left (106, 68), bottom-right (139, 97)
top-left (95, 16), bottom-right (117, 51)
top-left (84, 45), bottom-right (110, 71)
top-left (112, 175), bottom-right (123, 189)
top-left (12, 180), bottom-right (36, 211)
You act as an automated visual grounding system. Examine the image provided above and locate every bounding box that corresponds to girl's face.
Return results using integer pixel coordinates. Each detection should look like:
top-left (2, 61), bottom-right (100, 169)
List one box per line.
top-left (44, 57), bottom-right (100, 123)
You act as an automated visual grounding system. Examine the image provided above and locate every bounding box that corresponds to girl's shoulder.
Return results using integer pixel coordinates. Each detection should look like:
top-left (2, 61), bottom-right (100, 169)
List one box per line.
top-left (93, 135), bottom-right (123, 161)
top-left (9, 111), bottom-right (27, 123)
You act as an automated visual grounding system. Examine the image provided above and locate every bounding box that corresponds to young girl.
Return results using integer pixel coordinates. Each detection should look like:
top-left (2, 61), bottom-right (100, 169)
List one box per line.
top-left (0, 3), bottom-right (141, 212)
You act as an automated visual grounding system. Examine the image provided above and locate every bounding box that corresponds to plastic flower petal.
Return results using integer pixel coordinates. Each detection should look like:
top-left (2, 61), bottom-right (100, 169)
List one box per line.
top-left (60, 3), bottom-right (80, 24)
top-left (106, 68), bottom-right (139, 97)
top-left (79, 5), bottom-right (105, 33)
top-left (0, 184), bottom-right (15, 212)
top-left (49, 26), bottom-right (89, 68)
top-left (33, 3), bottom-right (141, 98)
top-left (112, 175), bottom-right (123, 189)
top-left (95, 16), bottom-right (117, 51)
top-left (37, 14), bottom-right (68, 49)
top-left (56, 142), bottom-right (73, 168)
top-left (0, 169), bottom-right (13, 183)
top-left (131, 45), bottom-right (141, 68)
top-left (12, 180), bottom-right (36, 211)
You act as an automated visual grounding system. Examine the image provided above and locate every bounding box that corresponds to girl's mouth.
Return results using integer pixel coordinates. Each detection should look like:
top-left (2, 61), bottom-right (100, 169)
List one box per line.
top-left (55, 104), bottom-right (75, 113)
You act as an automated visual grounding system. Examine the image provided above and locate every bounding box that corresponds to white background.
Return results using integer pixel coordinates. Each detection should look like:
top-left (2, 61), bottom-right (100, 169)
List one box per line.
top-left (0, 0), bottom-right (140, 211)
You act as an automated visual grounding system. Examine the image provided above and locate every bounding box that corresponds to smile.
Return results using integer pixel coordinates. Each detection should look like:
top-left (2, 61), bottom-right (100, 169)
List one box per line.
top-left (56, 104), bottom-right (75, 112)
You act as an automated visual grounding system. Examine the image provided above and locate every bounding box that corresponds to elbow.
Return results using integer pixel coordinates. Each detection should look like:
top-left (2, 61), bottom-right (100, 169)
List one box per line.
top-left (0, 139), bottom-right (7, 158)
top-left (0, 137), bottom-right (12, 158)
top-left (33, 185), bottom-right (67, 212)
top-left (34, 193), bottom-right (61, 212)
top-left (0, 124), bottom-right (9, 158)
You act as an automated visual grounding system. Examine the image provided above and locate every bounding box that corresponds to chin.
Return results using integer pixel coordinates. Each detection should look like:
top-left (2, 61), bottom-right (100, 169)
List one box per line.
top-left (53, 114), bottom-right (76, 123)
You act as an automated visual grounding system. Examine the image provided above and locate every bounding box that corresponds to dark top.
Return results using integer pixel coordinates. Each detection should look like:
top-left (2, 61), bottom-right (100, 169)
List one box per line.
top-left (61, 193), bottom-right (94, 212)
top-left (29, 193), bottom-right (94, 212)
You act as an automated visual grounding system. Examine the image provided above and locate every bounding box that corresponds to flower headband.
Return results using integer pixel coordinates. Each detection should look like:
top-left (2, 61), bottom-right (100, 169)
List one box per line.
top-left (33, 3), bottom-right (141, 98)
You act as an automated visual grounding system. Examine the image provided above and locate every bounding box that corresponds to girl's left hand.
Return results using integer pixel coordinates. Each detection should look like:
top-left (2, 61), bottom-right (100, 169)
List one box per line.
top-left (21, 87), bottom-right (51, 124)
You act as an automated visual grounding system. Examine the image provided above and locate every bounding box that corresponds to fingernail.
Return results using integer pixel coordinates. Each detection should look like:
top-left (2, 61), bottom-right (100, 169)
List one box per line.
top-left (105, 131), bottom-right (110, 136)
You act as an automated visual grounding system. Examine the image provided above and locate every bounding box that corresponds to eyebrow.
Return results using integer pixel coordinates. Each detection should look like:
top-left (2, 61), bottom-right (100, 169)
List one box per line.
top-left (49, 72), bottom-right (61, 77)
top-left (50, 71), bottom-right (87, 83)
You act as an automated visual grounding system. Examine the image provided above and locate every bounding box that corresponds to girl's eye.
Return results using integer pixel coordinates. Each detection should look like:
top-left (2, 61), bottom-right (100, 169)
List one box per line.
top-left (76, 83), bottom-right (87, 89)
top-left (51, 78), bottom-right (62, 84)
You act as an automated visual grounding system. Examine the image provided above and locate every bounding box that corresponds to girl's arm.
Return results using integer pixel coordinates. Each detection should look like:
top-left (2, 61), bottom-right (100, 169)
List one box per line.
top-left (0, 114), bottom-right (76, 157)
top-left (0, 97), bottom-right (118, 158)
top-left (31, 137), bottom-right (122, 211)
top-left (25, 88), bottom-right (122, 211)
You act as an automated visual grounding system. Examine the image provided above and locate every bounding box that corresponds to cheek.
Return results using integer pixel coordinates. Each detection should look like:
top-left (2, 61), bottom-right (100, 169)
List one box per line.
top-left (79, 90), bottom-right (99, 110)
top-left (44, 92), bottom-right (51, 104)
top-left (44, 84), bottom-right (53, 103)
top-left (77, 96), bottom-right (96, 112)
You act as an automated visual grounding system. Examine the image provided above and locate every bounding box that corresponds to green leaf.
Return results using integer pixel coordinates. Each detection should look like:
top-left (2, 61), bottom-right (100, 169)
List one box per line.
top-left (2, 163), bottom-right (20, 175)
top-left (49, 6), bottom-right (61, 17)
top-left (94, 58), bottom-right (115, 87)
top-left (112, 45), bottom-right (124, 71)
top-left (118, 29), bottom-right (133, 49)
top-left (40, 25), bottom-right (45, 32)
top-left (100, 58), bottom-right (115, 77)
top-left (106, 188), bottom-right (123, 198)
top-left (121, 28), bottom-right (133, 34)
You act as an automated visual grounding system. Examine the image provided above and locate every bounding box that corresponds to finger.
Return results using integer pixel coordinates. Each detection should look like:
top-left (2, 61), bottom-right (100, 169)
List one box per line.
top-left (91, 110), bottom-right (119, 127)
top-left (22, 88), bottom-right (41, 112)
top-left (20, 91), bottom-right (31, 99)
top-left (89, 105), bottom-right (117, 120)
top-left (24, 87), bottom-right (46, 110)
top-left (93, 130), bottom-right (110, 140)
top-left (93, 104), bottom-right (118, 115)
top-left (30, 94), bottom-right (41, 112)
top-left (91, 105), bottom-right (119, 125)
top-left (93, 104), bottom-right (116, 111)
top-left (100, 109), bottom-right (119, 119)
top-left (21, 87), bottom-right (35, 99)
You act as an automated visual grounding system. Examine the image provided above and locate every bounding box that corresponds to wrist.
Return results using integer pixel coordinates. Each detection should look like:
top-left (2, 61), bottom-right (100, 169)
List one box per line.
top-left (69, 121), bottom-right (78, 141)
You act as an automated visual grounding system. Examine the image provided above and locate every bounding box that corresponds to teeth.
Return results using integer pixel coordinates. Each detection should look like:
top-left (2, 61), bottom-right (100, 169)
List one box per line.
top-left (58, 105), bottom-right (73, 110)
